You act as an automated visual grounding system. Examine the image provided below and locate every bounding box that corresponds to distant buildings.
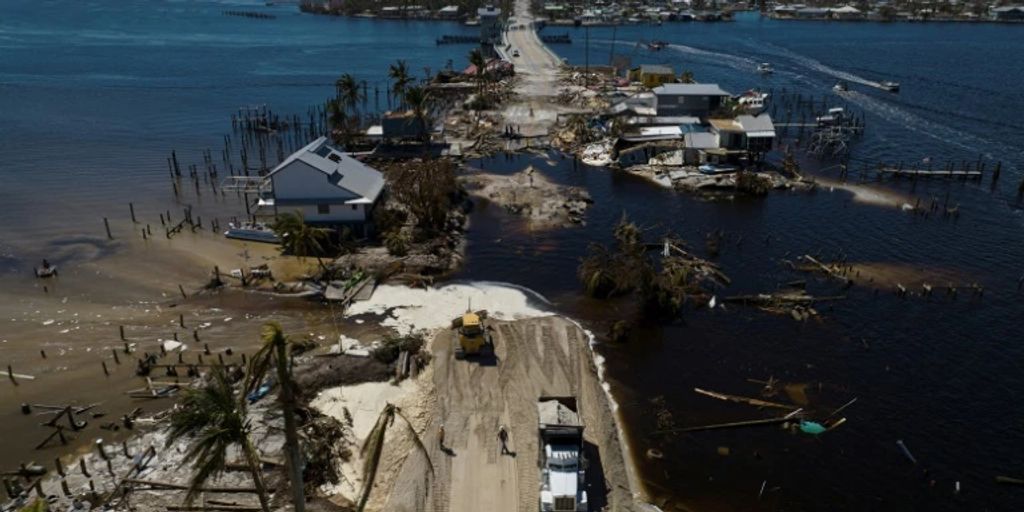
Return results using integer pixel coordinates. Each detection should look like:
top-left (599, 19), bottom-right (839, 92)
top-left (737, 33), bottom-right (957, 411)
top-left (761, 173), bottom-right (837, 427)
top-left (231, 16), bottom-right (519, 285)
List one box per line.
top-left (768, 1), bottom-right (1024, 22)
top-left (992, 5), bottom-right (1024, 20)
top-left (607, 83), bottom-right (778, 167)
top-left (479, 5), bottom-right (502, 45)
top-left (259, 137), bottom-right (384, 230)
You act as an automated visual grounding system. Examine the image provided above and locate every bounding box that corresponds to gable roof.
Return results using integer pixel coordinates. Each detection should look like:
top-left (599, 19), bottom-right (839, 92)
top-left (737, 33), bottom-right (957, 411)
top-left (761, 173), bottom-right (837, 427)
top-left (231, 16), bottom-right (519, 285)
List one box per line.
top-left (709, 114), bottom-right (776, 136)
top-left (652, 83), bottom-right (731, 97)
top-left (737, 114), bottom-right (776, 136)
top-left (268, 136), bottom-right (384, 202)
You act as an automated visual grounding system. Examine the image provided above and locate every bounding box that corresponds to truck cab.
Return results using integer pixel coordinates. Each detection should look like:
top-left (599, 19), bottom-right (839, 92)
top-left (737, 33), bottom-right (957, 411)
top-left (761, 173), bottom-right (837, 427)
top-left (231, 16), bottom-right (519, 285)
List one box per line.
top-left (540, 443), bottom-right (588, 511)
top-left (538, 397), bottom-right (588, 511)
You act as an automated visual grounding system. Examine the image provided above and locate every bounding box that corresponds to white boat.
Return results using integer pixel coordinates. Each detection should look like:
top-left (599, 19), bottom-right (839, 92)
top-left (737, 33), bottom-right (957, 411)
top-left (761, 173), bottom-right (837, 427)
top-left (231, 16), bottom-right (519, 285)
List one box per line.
top-left (879, 81), bottom-right (900, 93)
top-left (816, 107), bottom-right (847, 126)
top-left (736, 90), bottom-right (769, 114)
top-left (224, 222), bottom-right (280, 244)
top-left (756, 62), bottom-right (774, 74)
top-left (833, 81), bottom-right (849, 92)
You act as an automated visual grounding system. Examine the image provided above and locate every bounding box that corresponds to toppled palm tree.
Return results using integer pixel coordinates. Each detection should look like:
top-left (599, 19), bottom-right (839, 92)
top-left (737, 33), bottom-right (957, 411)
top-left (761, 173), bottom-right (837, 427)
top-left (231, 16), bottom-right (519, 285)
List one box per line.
top-left (388, 159), bottom-right (459, 234)
top-left (246, 323), bottom-right (305, 512)
top-left (578, 215), bottom-right (729, 316)
top-left (357, 403), bottom-right (433, 512)
top-left (577, 214), bottom-right (649, 299)
top-left (270, 211), bottom-right (336, 274)
top-left (167, 366), bottom-right (271, 512)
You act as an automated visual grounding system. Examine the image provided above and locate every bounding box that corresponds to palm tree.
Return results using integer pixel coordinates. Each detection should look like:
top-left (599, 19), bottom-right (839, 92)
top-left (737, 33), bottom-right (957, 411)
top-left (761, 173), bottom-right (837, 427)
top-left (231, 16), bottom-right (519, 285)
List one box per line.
top-left (388, 60), bottom-right (412, 108)
top-left (679, 70), bottom-right (695, 84)
top-left (468, 48), bottom-right (488, 99)
top-left (326, 98), bottom-right (351, 146)
top-left (270, 211), bottom-right (335, 274)
top-left (166, 366), bottom-right (271, 512)
top-left (402, 85), bottom-right (433, 146)
top-left (246, 323), bottom-right (305, 512)
top-left (336, 73), bottom-right (362, 115)
top-left (357, 403), bottom-right (433, 512)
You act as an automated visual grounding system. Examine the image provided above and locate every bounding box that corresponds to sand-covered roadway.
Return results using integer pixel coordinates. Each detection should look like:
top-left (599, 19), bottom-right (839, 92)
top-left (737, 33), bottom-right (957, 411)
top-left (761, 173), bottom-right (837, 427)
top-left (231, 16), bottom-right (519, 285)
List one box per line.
top-left (499, 0), bottom-right (570, 138)
top-left (324, 283), bottom-right (651, 512)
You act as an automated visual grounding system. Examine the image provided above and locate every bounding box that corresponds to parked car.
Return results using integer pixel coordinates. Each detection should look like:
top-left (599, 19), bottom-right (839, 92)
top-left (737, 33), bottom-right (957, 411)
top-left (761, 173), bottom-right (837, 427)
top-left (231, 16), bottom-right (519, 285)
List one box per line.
top-left (698, 163), bottom-right (739, 175)
top-left (512, 49), bottom-right (520, 58)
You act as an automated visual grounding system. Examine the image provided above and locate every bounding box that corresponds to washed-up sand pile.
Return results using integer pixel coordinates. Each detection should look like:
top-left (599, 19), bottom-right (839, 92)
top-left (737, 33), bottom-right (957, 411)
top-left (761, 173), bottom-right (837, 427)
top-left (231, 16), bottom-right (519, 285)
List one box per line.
top-left (463, 167), bottom-right (592, 229)
top-left (321, 281), bottom-right (649, 512)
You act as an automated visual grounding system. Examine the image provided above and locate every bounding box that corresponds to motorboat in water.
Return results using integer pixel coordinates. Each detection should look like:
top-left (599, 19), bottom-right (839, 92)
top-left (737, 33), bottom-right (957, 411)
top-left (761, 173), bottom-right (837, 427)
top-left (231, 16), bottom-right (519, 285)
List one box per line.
top-left (224, 222), bottom-right (280, 244)
top-left (647, 40), bottom-right (667, 51)
top-left (879, 81), bottom-right (900, 93)
top-left (833, 81), bottom-right (849, 92)
top-left (756, 62), bottom-right (774, 74)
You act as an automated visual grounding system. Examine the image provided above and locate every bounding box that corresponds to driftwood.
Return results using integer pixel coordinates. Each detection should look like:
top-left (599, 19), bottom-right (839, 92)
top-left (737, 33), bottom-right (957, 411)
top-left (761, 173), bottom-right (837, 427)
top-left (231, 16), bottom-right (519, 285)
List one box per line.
top-left (125, 479), bottom-right (270, 494)
top-left (995, 475), bottom-right (1024, 485)
top-left (648, 241), bottom-right (732, 286)
top-left (723, 293), bottom-right (845, 306)
top-left (668, 415), bottom-right (800, 433)
top-left (166, 506), bottom-right (261, 512)
top-left (796, 254), bottom-right (854, 286)
top-left (693, 388), bottom-right (799, 411)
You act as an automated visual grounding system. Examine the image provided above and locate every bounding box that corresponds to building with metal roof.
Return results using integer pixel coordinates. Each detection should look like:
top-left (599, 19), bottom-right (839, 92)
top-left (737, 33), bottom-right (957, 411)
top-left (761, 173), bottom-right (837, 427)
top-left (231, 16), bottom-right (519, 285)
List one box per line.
top-left (259, 136), bottom-right (385, 228)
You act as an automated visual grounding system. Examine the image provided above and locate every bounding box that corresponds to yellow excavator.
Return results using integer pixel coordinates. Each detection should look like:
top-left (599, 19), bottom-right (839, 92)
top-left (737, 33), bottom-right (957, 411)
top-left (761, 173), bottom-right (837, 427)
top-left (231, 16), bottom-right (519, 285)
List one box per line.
top-left (451, 309), bottom-right (495, 360)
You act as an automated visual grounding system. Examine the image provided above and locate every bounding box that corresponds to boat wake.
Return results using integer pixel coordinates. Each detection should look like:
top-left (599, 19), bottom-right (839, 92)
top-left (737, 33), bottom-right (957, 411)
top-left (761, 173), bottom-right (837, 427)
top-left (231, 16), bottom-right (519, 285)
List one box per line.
top-left (763, 44), bottom-right (881, 88)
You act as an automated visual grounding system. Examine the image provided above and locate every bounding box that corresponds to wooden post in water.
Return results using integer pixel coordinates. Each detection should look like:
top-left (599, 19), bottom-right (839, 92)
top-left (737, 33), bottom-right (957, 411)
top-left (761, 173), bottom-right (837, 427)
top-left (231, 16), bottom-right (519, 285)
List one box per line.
top-left (7, 365), bottom-right (17, 386)
top-left (104, 218), bottom-right (112, 239)
top-left (112, 349), bottom-right (120, 365)
top-left (129, 203), bottom-right (137, 223)
top-left (102, 361), bottom-right (110, 376)
top-left (179, 284), bottom-right (187, 299)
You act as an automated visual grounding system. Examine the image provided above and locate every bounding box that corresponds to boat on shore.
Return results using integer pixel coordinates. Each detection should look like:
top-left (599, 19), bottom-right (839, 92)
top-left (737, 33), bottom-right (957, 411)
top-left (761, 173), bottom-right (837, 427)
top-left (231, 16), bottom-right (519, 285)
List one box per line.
top-left (736, 89), bottom-right (769, 114)
top-left (224, 222), bottom-right (280, 244)
top-left (34, 261), bottom-right (57, 278)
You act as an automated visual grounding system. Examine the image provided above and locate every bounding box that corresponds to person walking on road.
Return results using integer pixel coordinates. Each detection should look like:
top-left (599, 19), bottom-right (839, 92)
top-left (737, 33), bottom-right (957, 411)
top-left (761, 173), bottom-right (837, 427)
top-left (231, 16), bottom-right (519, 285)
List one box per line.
top-left (438, 424), bottom-right (446, 451)
top-left (498, 425), bottom-right (511, 455)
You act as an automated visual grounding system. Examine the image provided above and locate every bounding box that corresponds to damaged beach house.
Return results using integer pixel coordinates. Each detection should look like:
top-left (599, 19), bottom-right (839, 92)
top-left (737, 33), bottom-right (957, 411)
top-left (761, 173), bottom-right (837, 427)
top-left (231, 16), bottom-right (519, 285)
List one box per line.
top-left (606, 83), bottom-right (776, 169)
top-left (224, 136), bottom-right (386, 237)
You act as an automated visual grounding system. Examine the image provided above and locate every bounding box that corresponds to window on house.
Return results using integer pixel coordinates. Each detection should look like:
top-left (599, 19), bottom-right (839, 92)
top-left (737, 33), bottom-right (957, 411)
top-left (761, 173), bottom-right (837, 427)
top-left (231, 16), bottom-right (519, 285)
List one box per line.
top-left (327, 152), bottom-right (341, 163)
top-left (351, 205), bottom-right (358, 211)
top-left (317, 204), bottom-right (330, 214)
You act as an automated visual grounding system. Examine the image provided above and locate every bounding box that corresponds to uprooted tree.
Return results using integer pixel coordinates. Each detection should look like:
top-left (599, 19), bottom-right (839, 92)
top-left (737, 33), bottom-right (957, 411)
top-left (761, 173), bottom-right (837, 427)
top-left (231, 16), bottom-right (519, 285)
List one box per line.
top-left (578, 214), bottom-right (730, 317)
top-left (385, 158), bottom-right (462, 235)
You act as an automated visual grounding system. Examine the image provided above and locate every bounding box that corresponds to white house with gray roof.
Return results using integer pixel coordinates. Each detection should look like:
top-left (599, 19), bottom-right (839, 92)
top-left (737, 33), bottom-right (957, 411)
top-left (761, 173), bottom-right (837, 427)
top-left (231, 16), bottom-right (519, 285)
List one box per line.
top-left (258, 137), bottom-right (384, 228)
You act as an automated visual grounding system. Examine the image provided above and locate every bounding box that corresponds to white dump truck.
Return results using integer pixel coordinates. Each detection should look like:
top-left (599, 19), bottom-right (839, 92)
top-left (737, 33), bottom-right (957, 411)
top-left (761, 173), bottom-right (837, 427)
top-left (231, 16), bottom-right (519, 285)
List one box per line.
top-left (538, 397), bottom-right (588, 512)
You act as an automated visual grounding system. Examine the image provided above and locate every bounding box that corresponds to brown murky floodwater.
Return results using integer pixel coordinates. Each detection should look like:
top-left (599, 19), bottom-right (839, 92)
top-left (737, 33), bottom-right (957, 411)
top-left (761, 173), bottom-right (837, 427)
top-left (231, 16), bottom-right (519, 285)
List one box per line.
top-left (0, 226), bottom-right (341, 469)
